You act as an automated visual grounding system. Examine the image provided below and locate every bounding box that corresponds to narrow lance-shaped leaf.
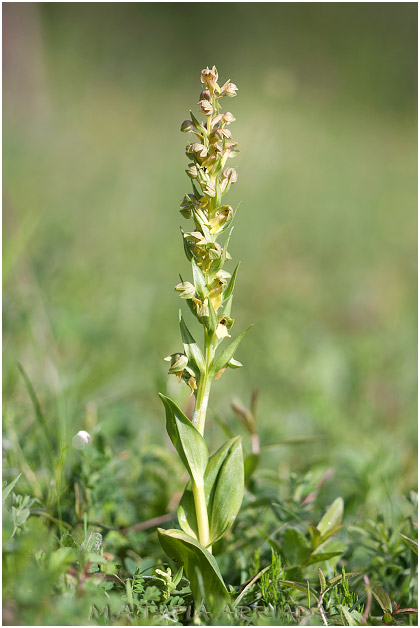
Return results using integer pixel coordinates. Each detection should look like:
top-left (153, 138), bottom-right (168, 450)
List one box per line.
top-left (206, 297), bottom-right (218, 335)
top-left (158, 528), bottom-right (230, 614)
top-left (211, 325), bottom-right (253, 375)
top-left (399, 533), bottom-right (418, 556)
top-left (192, 258), bottom-right (207, 299)
top-left (189, 110), bottom-right (206, 135)
top-left (179, 310), bottom-right (205, 373)
top-left (158, 394), bottom-right (208, 484)
top-left (3, 474), bottom-right (22, 503)
top-left (222, 262), bottom-right (240, 302)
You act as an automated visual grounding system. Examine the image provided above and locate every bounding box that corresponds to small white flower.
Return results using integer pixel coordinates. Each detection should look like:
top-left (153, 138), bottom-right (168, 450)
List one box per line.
top-left (72, 430), bottom-right (91, 450)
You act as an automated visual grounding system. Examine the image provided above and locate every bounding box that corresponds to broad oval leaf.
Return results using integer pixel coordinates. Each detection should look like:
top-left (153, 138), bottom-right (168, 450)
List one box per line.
top-left (178, 437), bottom-right (244, 545)
top-left (158, 394), bottom-right (208, 484)
top-left (208, 437), bottom-right (244, 544)
top-left (157, 528), bottom-right (230, 614)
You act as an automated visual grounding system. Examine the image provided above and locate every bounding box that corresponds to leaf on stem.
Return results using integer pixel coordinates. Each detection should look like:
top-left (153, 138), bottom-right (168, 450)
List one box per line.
top-left (179, 310), bottom-right (205, 374)
top-left (178, 437), bottom-right (244, 546)
top-left (211, 325), bottom-right (253, 376)
top-left (157, 528), bottom-right (230, 614)
top-left (158, 394), bottom-right (208, 485)
top-left (222, 262), bottom-right (240, 302)
top-left (192, 258), bottom-right (207, 299)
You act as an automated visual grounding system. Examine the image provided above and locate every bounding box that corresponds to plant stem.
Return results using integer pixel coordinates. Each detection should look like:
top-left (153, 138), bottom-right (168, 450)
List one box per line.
top-left (192, 480), bottom-right (210, 549)
top-left (193, 330), bottom-right (215, 436)
top-left (192, 329), bottom-right (217, 548)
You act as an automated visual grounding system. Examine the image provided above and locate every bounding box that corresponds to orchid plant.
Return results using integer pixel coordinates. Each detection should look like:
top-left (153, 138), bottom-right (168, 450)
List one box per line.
top-left (157, 66), bottom-right (250, 613)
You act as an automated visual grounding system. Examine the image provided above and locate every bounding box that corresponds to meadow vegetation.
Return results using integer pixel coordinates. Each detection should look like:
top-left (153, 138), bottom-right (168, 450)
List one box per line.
top-left (3, 4), bottom-right (417, 625)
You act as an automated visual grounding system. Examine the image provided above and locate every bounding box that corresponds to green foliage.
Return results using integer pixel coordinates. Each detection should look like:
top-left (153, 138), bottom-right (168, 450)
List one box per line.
top-left (158, 393), bottom-right (208, 485)
top-left (2, 3), bottom-right (417, 625)
top-left (178, 437), bottom-right (244, 545)
top-left (158, 528), bottom-right (230, 614)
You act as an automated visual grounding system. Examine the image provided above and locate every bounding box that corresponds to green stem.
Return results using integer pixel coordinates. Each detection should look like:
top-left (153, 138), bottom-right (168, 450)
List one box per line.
top-left (192, 329), bottom-right (217, 549)
top-left (193, 330), bottom-right (215, 436)
top-left (192, 480), bottom-right (210, 549)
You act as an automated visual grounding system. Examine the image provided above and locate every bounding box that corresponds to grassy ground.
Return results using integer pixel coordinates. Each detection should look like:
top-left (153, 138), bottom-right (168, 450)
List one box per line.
top-left (3, 3), bottom-right (418, 625)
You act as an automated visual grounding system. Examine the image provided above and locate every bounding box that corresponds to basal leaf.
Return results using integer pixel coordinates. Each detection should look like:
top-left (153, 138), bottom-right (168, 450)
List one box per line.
top-left (157, 528), bottom-right (230, 614)
top-left (178, 437), bottom-right (244, 546)
top-left (158, 394), bottom-right (208, 484)
top-left (208, 436), bottom-right (244, 544)
top-left (177, 484), bottom-right (197, 538)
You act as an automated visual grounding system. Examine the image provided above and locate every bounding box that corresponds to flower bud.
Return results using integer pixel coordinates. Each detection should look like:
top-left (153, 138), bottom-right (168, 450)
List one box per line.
top-left (213, 127), bottom-right (232, 141)
top-left (72, 430), bottom-right (91, 450)
top-left (180, 194), bottom-right (198, 219)
top-left (223, 167), bottom-right (238, 183)
top-left (185, 163), bottom-right (198, 179)
top-left (198, 99), bottom-right (213, 116)
top-left (210, 113), bottom-right (224, 128)
top-left (200, 66), bottom-right (218, 85)
top-left (175, 281), bottom-right (195, 299)
top-left (223, 82), bottom-right (238, 97)
top-left (223, 112), bottom-right (236, 124)
top-left (164, 353), bottom-right (189, 378)
top-left (203, 180), bottom-right (216, 198)
top-left (209, 205), bottom-right (233, 235)
top-left (186, 143), bottom-right (208, 159)
top-left (180, 120), bottom-right (195, 133)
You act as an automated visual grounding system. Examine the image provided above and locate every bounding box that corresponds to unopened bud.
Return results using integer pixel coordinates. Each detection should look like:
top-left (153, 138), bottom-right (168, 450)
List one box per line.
top-left (224, 82), bottom-right (238, 97)
top-left (180, 120), bottom-right (195, 133)
top-left (223, 167), bottom-right (238, 183)
top-left (200, 66), bottom-right (218, 85)
top-left (175, 281), bottom-right (195, 299)
top-left (164, 353), bottom-right (189, 377)
top-left (186, 143), bottom-right (208, 159)
top-left (203, 180), bottom-right (216, 198)
top-left (185, 163), bottom-right (198, 178)
top-left (198, 99), bottom-right (213, 116)
top-left (209, 205), bottom-right (233, 235)
top-left (213, 127), bottom-right (232, 141)
top-left (223, 112), bottom-right (236, 124)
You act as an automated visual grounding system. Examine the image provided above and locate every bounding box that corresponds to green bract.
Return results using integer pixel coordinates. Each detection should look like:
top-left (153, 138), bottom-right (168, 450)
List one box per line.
top-left (158, 65), bottom-right (248, 613)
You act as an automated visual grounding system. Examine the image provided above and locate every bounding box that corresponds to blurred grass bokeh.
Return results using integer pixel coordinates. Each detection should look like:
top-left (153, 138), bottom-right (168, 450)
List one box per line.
top-left (3, 1), bottom-right (417, 519)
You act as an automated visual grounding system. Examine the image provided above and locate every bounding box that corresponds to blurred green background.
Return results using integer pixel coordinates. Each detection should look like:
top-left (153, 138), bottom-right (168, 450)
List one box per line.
top-left (3, 2), bottom-right (417, 517)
